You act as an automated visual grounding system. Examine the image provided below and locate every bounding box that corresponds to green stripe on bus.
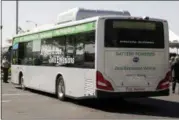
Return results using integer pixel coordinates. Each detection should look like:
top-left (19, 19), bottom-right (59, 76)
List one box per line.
top-left (13, 22), bottom-right (95, 45)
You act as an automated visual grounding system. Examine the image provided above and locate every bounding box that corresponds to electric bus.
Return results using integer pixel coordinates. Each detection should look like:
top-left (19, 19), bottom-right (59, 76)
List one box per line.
top-left (11, 15), bottom-right (170, 101)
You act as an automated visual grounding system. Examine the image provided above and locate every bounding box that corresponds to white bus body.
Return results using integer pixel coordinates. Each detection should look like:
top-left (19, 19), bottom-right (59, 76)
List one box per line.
top-left (11, 16), bottom-right (170, 100)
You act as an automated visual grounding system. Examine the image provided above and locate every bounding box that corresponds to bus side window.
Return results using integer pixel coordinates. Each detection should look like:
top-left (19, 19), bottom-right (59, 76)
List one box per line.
top-left (33, 52), bottom-right (42, 65)
top-left (17, 43), bottom-right (26, 65)
top-left (74, 34), bottom-right (85, 67)
top-left (65, 35), bottom-right (75, 67)
top-left (84, 31), bottom-right (95, 68)
top-left (40, 37), bottom-right (66, 66)
top-left (23, 41), bottom-right (33, 65)
top-left (56, 36), bottom-right (66, 66)
top-left (66, 35), bottom-right (75, 58)
top-left (40, 38), bottom-right (52, 66)
top-left (12, 50), bottom-right (18, 65)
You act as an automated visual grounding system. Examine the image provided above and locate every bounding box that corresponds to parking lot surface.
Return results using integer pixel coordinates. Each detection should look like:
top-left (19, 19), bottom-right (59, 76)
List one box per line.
top-left (2, 82), bottom-right (179, 120)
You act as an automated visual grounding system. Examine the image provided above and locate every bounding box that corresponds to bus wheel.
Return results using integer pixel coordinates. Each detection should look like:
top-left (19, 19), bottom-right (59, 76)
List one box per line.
top-left (56, 77), bottom-right (66, 101)
top-left (20, 76), bottom-right (25, 90)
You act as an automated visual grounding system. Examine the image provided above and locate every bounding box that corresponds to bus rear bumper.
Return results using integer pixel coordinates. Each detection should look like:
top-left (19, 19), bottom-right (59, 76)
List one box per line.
top-left (96, 89), bottom-right (169, 98)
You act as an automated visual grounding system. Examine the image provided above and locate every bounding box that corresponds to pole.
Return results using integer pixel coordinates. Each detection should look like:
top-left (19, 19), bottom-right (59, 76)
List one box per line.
top-left (16, 0), bottom-right (18, 34)
top-left (1, 1), bottom-right (2, 30)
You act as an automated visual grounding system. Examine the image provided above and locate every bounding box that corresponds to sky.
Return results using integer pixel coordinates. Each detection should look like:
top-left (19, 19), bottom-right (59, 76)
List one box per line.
top-left (1, 1), bottom-right (179, 47)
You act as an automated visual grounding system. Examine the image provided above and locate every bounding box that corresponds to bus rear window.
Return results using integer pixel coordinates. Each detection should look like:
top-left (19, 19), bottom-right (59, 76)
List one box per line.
top-left (105, 19), bottom-right (164, 48)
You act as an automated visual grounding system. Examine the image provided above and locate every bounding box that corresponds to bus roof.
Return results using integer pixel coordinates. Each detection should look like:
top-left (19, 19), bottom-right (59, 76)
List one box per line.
top-left (56, 7), bottom-right (130, 24)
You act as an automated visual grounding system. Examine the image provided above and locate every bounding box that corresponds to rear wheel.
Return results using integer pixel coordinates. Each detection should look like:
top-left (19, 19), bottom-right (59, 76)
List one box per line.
top-left (56, 76), bottom-right (66, 101)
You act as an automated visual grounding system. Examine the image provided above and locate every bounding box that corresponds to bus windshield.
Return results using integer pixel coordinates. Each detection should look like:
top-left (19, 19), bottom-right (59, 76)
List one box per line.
top-left (105, 19), bottom-right (164, 49)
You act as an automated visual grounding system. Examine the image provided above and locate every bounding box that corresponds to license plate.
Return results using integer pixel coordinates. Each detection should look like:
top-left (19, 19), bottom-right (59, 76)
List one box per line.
top-left (128, 76), bottom-right (145, 81)
top-left (126, 87), bottom-right (146, 92)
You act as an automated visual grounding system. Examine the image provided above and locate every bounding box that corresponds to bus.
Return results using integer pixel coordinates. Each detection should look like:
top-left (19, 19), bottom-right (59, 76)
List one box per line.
top-left (11, 15), bottom-right (170, 101)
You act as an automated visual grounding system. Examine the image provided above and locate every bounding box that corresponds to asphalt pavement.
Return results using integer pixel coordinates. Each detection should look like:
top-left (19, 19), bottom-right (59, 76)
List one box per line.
top-left (2, 80), bottom-right (179, 120)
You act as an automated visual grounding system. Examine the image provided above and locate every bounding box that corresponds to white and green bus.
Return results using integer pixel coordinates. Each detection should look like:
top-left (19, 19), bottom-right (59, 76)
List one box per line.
top-left (11, 15), bottom-right (171, 101)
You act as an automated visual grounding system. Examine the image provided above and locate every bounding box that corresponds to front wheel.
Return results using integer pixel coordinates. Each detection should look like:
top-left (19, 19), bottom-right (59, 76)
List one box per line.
top-left (56, 77), bottom-right (66, 101)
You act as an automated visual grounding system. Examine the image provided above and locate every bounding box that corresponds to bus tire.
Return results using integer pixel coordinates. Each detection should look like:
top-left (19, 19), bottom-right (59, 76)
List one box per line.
top-left (20, 76), bottom-right (26, 90)
top-left (56, 76), bottom-right (66, 101)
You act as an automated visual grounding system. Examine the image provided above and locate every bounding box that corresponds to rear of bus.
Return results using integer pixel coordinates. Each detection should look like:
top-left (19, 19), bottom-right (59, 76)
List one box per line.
top-left (96, 17), bottom-right (170, 98)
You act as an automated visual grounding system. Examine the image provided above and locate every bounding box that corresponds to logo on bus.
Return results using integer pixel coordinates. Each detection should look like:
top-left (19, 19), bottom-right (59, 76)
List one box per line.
top-left (133, 57), bottom-right (139, 63)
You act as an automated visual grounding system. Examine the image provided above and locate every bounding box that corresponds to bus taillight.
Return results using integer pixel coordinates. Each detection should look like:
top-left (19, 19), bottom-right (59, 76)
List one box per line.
top-left (156, 71), bottom-right (171, 90)
top-left (96, 71), bottom-right (114, 91)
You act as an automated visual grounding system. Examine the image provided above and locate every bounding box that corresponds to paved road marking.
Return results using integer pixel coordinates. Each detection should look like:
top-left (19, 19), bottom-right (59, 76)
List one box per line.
top-left (2, 100), bottom-right (11, 103)
top-left (2, 93), bottom-right (35, 96)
